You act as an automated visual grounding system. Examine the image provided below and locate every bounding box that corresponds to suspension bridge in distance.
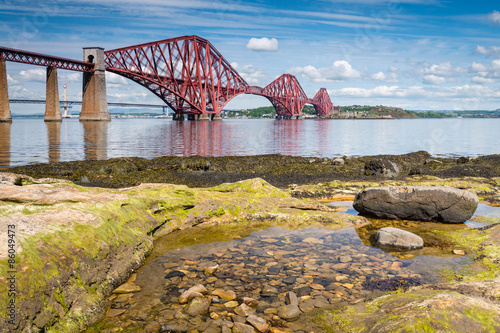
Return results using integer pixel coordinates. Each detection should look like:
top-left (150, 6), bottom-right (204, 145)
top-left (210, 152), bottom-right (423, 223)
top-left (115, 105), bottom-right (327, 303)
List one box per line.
top-left (0, 35), bottom-right (336, 123)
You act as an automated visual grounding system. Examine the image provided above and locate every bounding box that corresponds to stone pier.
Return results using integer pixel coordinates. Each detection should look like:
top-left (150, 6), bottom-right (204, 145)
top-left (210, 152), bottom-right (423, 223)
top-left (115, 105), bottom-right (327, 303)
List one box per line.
top-left (0, 59), bottom-right (12, 123)
top-left (173, 113), bottom-right (185, 121)
top-left (212, 114), bottom-right (223, 120)
top-left (80, 47), bottom-right (110, 121)
top-left (44, 67), bottom-right (62, 122)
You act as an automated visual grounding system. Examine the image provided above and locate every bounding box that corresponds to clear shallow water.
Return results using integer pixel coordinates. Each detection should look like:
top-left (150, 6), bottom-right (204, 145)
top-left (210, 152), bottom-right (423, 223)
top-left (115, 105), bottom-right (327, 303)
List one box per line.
top-left (93, 226), bottom-right (471, 332)
top-left (1, 117), bottom-right (500, 168)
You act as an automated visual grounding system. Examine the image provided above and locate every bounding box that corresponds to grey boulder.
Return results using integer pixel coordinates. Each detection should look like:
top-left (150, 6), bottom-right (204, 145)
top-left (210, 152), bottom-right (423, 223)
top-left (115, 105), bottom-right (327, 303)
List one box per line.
top-left (353, 186), bottom-right (478, 223)
top-left (375, 227), bottom-right (424, 249)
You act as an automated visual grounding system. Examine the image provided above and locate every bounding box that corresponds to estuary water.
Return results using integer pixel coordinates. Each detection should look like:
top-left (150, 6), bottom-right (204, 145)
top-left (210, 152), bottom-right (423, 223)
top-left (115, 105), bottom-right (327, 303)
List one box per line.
top-left (1, 117), bottom-right (499, 168)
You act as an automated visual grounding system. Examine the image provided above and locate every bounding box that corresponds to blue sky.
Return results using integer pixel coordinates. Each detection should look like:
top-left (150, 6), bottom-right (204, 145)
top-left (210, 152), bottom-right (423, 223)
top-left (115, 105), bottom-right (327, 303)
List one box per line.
top-left (2, 0), bottom-right (500, 112)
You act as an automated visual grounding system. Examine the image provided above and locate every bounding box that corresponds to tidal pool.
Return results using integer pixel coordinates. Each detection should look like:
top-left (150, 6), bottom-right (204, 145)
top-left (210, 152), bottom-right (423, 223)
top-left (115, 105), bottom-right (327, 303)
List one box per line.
top-left (88, 225), bottom-right (473, 333)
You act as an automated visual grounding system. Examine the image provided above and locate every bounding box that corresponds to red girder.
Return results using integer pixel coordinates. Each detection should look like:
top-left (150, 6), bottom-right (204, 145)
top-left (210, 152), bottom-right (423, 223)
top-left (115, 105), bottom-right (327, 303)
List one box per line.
top-left (0, 46), bottom-right (94, 72)
top-left (0, 36), bottom-right (334, 117)
top-left (311, 88), bottom-right (333, 116)
top-left (104, 35), bottom-right (249, 115)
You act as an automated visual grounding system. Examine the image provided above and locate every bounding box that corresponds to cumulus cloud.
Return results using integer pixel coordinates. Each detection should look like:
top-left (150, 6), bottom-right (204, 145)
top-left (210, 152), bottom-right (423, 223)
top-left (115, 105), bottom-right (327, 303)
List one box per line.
top-left (371, 71), bottom-right (399, 83)
top-left (389, 66), bottom-right (399, 72)
top-left (7, 74), bottom-right (18, 85)
top-left (60, 72), bottom-right (82, 83)
top-left (15, 68), bottom-right (46, 83)
top-left (246, 37), bottom-right (279, 52)
top-left (372, 72), bottom-right (386, 81)
top-left (469, 59), bottom-right (500, 83)
top-left (422, 61), bottom-right (465, 77)
top-left (329, 84), bottom-right (500, 99)
top-left (289, 60), bottom-right (361, 82)
top-left (106, 72), bottom-right (129, 85)
top-left (488, 10), bottom-right (500, 25)
top-left (474, 45), bottom-right (500, 58)
top-left (230, 62), bottom-right (267, 85)
top-left (423, 74), bottom-right (446, 85)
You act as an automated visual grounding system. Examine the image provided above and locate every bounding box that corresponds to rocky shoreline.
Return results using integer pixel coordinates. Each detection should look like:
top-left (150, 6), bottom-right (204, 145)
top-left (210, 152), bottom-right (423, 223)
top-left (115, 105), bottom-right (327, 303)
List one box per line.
top-left (0, 152), bottom-right (499, 332)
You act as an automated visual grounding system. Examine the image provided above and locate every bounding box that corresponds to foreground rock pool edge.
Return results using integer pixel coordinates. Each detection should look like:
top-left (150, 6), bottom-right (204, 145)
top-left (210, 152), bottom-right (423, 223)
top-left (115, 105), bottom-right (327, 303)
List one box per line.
top-left (0, 173), bottom-right (499, 332)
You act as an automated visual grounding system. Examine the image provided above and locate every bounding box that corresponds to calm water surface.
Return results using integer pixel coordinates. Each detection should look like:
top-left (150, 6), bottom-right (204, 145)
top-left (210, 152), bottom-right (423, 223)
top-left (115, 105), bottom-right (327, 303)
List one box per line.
top-left (1, 117), bottom-right (499, 168)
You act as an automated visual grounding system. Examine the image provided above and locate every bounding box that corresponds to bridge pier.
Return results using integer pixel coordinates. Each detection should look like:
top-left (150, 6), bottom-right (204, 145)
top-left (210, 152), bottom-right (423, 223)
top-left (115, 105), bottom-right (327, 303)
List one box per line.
top-left (0, 59), bottom-right (12, 123)
top-left (80, 47), bottom-right (110, 121)
top-left (172, 113), bottom-right (185, 121)
top-left (44, 67), bottom-right (62, 122)
top-left (212, 114), bottom-right (223, 121)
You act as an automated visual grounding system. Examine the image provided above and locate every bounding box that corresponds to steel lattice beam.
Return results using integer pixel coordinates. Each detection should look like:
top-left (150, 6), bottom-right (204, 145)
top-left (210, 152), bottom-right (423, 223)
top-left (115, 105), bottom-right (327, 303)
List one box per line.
top-left (104, 35), bottom-right (249, 115)
top-left (0, 47), bottom-right (94, 72)
top-left (311, 88), bottom-right (333, 116)
top-left (262, 74), bottom-right (308, 118)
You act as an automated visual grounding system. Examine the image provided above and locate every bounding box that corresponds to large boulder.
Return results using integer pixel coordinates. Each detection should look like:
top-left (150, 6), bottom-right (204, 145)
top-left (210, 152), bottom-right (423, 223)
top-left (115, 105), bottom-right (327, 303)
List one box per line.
top-left (364, 158), bottom-right (399, 177)
top-left (375, 227), bottom-right (424, 249)
top-left (353, 186), bottom-right (478, 223)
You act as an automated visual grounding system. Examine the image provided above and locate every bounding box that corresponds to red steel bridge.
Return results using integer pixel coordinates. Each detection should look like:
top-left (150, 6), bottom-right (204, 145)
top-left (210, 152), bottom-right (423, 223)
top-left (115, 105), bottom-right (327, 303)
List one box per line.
top-left (0, 35), bottom-right (334, 120)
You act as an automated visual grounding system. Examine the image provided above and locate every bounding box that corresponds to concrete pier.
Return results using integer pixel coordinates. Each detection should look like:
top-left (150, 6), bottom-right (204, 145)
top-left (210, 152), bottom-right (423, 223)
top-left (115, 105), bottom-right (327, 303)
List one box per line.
top-left (197, 113), bottom-right (210, 121)
top-left (173, 113), bottom-right (185, 121)
top-left (80, 47), bottom-right (110, 121)
top-left (212, 114), bottom-right (223, 120)
top-left (44, 67), bottom-right (62, 122)
top-left (0, 60), bottom-right (12, 123)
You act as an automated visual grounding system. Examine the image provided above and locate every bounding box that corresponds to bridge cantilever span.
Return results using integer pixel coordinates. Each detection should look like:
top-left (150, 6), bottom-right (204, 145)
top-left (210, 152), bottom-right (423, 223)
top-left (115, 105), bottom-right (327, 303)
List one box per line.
top-left (0, 35), bottom-right (335, 122)
top-left (104, 35), bottom-right (334, 119)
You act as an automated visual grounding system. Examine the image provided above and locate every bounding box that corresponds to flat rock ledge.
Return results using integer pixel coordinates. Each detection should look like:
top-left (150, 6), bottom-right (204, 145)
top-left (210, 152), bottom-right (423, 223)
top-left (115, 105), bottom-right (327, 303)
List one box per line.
top-left (375, 227), bottom-right (424, 249)
top-left (353, 186), bottom-right (479, 223)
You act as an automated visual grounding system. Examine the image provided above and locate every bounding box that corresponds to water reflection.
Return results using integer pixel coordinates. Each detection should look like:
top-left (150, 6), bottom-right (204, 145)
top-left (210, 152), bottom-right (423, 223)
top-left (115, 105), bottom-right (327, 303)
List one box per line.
top-left (82, 121), bottom-right (108, 160)
top-left (46, 121), bottom-right (61, 163)
top-left (0, 122), bottom-right (10, 168)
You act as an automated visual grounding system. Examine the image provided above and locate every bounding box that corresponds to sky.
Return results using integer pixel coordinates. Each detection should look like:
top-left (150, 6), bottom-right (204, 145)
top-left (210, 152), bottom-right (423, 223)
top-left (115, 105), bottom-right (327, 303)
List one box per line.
top-left (1, 0), bottom-right (500, 113)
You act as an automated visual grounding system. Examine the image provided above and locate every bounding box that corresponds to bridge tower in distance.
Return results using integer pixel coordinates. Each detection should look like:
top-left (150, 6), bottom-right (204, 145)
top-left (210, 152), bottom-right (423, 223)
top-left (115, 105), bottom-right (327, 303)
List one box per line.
top-left (80, 47), bottom-right (110, 121)
top-left (0, 59), bottom-right (11, 122)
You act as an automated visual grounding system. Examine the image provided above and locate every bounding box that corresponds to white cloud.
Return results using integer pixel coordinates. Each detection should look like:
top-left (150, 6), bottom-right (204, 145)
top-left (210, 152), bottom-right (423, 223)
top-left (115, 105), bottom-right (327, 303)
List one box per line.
top-left (389, 66), bottom-right (399, 72)
top-left (474, 45), bottom-right (500, 58)
top-left (290, 60), bottom-right (361, 82)
top-left (15, 68), bottom-right (46, 83)
top-left (422, 61), bottom-right (465, 77)
top-left (246, 37), bottom-right (279, 52)
top-left (329, 84), bottom-right (500, 100)
top-left (7, 74), bottom-right (18, 85)
top-left (469, 59), bottom-right (500, 82)
top-left (106, 72), bottom-right (129, 85)
top-left (423, 74), bottom-right (446, 84)
top-left (60, 72), bottom-right (82, 83)
top-left (488, 10), bottom-right (500, 25)
top-left (372, 72), bottom-right (386, 80)
top-left (230, 62), bottom-right (267, 85)
top-left (471, 76), bottom-right (496, 84)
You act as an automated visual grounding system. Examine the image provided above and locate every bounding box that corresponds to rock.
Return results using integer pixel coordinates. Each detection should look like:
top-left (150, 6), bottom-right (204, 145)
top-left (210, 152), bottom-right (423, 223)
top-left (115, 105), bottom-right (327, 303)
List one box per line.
top-left (285, 291), bottom-right (298, 305)
top-left (144, 322), bottom-right (162, 333)
top-left (113, 282), bottom-right (141, 294)
top-left (106, 308), bottom-right (126, 317)
top-left (179, 291), bottom-right (204, 304)
top-left (235, 303), bottom-right (255, 316)
top-left (188, 284), bottom-right (207, 294)
top-left (277, 304), bottom-right (302, 321)
top-left (212, 289), bottom-right (237, 300)
top-left (225, 301), bottom-right (239, 308)
top-left (261, 285), bottom-right (278, 296)
top-left (339, 255), bottom-right (352, 263)
top-left (246, 315), bottom-right (269, 332)
top-left (364, 158), bottom-right (399, 177)
top-left (243, 297), bottom-right (259, 308)
top-left (332, 157), bottom-right (345, 165)
top-left (453, 249), bottom-right (466, 255)
top-left (185, 297), bottom-right (210, 316)
top-left (353, 186), bottom-right (478, 223)
top-left (232, 322), bottom-right (257, 333)
top-left (375, 227), bottom-right (424, 249)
